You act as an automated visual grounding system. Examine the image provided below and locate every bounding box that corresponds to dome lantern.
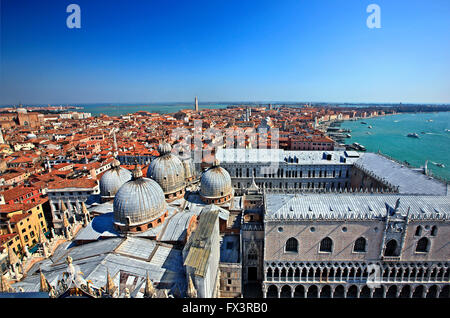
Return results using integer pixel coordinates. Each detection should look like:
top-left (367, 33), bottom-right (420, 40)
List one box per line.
top-left (158, 141), bottom-right (172, 156)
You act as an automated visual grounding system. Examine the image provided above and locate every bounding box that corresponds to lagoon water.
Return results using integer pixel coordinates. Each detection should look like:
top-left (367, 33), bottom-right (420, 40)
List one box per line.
top-left (81, 103), bottom-right (233, 116)
top-left (340, 112), bottom-right (450, 181)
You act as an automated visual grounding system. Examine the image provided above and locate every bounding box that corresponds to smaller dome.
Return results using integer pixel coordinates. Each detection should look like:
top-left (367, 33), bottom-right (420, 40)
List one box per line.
top-left (200, 163), bottom-right (233, 200)
top-left (100, 163), bottom-right (132, 199)
top-left (147, 143), bottom-right (185, 198)
top-left (26, 133), bottom-right (37, 139)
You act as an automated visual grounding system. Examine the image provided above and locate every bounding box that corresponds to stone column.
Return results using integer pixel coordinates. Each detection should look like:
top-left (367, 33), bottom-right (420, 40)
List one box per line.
top-left (421, 287), bottom-right (427, 298)
top-left (437, 286), bottom-right (443, 298)
top-left (396, 286), bottom-right (401, 298)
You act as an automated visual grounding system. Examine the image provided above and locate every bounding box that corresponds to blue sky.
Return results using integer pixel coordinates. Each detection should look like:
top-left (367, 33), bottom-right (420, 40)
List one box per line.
top-left (0, 0), bottom-right (449, 105)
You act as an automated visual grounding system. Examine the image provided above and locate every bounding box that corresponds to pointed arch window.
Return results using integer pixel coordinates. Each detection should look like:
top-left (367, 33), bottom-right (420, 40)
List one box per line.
top-left (384, 239), bottom-right (399, 256)
top-left (353, 237), bottom-right (367, 252)
top-left (416, 237), bottom-right (430, 253)
top-left (248, 248), bottom-right (258, 260)
top-left (319, 237), bottom-right (333, 253)
top-left (431, 226), bottom-right (438, 237)
top-left (285, 237), bottom-right (298, 253)
top-left (414, 226), bottom-right (422, 236)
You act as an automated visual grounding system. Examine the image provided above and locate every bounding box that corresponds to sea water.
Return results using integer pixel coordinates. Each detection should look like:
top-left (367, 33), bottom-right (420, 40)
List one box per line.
top-left (340, 112), bottom-right (450, 181)
top-left (80, 103), bottom-right (234, 116)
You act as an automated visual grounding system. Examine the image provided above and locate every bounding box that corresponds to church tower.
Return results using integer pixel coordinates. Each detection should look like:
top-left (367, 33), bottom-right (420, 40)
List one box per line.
top-left (194, 96), bottom-right (198, 112)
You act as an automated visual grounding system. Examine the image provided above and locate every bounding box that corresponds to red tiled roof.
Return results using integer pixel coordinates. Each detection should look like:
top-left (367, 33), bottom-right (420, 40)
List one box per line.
top-left (2, 186), bottom-right (39, 202)
top-left (0, 233), bottom-right (18, 245)
top-left (9, 212), bottom-right (31, 224)
top-left (47, 178), bottom-right (97, 190)
top-left (53, 163), bottom-right (73, 170)
top-left (0, 204), bottom-right (23, 214)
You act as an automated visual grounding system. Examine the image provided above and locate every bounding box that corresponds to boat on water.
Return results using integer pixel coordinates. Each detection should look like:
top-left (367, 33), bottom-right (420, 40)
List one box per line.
top-left (345, 134), bottom-right (351, 138)
top-left (432, 162), bottom-right (445, 168)
top-left (407, 133), bottom-right (420, 138)
top-left (368, 125), bottom-right (373, 129)
top-left (427, 119), bottom-right (433, 122)
top-left (393, 120), bottom-right (399, 123)
top-left (366, 132), bottom-right (371, 135)
top-left (351, 142), bottom-right (366, 151)
top-left (361, 122), bottom-right (367, 124)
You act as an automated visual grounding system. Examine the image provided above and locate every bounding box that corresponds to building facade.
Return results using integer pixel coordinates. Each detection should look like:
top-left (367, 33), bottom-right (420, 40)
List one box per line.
top-left (47, 179), bottom-right (99, 231)
top-left (261, 194), bottom-right (450, 298)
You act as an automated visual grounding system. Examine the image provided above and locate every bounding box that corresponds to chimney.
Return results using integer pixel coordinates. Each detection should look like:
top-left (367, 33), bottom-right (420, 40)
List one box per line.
top-left (6, 220), bottom-right (13, 234)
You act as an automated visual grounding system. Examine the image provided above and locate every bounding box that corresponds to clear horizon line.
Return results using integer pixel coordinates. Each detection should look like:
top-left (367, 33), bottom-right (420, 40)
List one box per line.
top-left (2, 100), bottom-right (450, 107)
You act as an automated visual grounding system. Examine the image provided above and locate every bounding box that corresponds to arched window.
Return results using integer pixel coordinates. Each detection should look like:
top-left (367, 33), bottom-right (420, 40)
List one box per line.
top-left (353, 237), bottom-right (367, 252)
top-left (285, 238), bottom-right (298, 253)
top-left (248, 248), bottom-right (258, 260)
top-left (416, 237), bottom-right (430, 253)
top-left (431, 226), bottom-right (438, 237)
top-left (319, 237), bottom-right (333, 253)
top-left (415, 226), bottom-right (422, 236)
top-left (384, 239), bottom-right (398, 256)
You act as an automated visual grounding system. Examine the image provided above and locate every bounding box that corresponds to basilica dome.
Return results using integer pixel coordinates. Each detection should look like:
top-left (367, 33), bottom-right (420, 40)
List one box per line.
top-left (100, 159), bottom-right (132, 200)
top-left (113, 166), bottom-right (168, 232)
top-left (147, 142), bottom-right (185, 201)
top-left (200, 160), bottom-right (233, 204)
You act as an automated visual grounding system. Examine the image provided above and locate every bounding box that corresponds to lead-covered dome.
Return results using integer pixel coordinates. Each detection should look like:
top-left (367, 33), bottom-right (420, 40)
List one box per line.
top-left (200, 160), bottom-right (233, 204)
top-left (113, 166), bottom-right (167, 231)
top-left (100, 159), bottom-right (132, 200)
top-left (147, 142), bottom-right (185, 200)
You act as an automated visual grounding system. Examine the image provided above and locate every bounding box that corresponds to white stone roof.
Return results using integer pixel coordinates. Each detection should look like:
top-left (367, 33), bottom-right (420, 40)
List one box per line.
top-left (159, 211), bottom-right (196, 242)
top-left (13, 237), bottom-right (186, 296)
top-left (216, 148), bottom-right (360, 165)
top-left (265, 193), bottom-right (450, 221)
top-left (354, 153), bottom-right (447, 196)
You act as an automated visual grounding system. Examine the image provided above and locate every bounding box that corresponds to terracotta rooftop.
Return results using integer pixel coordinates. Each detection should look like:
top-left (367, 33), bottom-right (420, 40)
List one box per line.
top-left (9, 212), bottom-right (31, 224)
top-left (0, 233), bottom-right (18, 245)
top-left (0, 204), bottom-right (23, 214)
top-left (1, 186), bottom-right (39, 202)
top-left (47, 178), bottom-right (97, 190)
